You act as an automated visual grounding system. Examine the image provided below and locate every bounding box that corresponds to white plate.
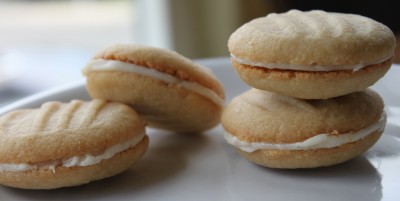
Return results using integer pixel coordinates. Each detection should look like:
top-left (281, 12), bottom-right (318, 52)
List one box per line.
top-left (0, 51), bottom-right (25, 92)
top-left (0, 57), bottom-right (399, 201)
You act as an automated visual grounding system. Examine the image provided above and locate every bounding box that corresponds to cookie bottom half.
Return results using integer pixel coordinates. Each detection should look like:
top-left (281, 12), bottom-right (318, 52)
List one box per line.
top-left (231, 58), bottom-right (391, 99)
top-left (0, 136), bottom-right (149, 189)
top-left (236, 131), bottom-right (382, 169)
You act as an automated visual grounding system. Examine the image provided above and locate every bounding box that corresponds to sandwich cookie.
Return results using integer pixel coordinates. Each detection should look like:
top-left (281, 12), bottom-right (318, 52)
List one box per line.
top-left (82, 44), bottom-right (225, 133)
top-left (221, 89), bottom-right (386, 168)
top-left (0, 99), bottom-right (148, 189)
top-left (228, 9), bottom-right (396, 99)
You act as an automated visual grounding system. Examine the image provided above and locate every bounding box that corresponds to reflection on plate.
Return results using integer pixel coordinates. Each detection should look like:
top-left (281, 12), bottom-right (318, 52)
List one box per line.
top-left (0, 58), bottom-right (399, 201)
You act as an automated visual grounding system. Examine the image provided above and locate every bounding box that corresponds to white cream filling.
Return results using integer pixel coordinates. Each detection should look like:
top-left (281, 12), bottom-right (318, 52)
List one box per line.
top-left (231, 54), bottom-right (392, 72)
top-left (0, 133), bottom-right (146, 172)
top-left (224, 113), bottom-right (386, 152)
top-left (83, 59), bottom-right (224, 106)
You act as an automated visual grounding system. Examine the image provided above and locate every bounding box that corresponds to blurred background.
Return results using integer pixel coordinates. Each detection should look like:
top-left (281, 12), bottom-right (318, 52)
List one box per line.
top-left (1, 0), bottom-right (399, 106)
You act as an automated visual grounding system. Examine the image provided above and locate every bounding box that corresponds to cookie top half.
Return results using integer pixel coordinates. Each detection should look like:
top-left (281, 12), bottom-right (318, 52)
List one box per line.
top-left (0, 100), bottom-right (145, 164)
top-left (83, 44), bottom-right (224, 100)
top-left (228, 9), bottom-right (396, 66)
top-left (222, 89), bottom-right (384, 144)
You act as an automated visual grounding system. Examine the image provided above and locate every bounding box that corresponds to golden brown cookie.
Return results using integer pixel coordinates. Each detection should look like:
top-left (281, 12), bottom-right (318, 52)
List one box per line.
top-left (228, 10), bottom-right (395, 99)
top-left (221, 89), bottom-right (386, 168)
top-left (0, 99), bottom-right (148, 189)
top-left (82, 44), bottom-right (225, 133)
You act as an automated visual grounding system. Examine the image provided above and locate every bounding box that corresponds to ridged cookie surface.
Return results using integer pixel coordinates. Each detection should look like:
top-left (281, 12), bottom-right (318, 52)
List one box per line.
top-left (228, 9), bottom-right (395, 66)
top-left (0, 99), bottom-right (145, 164)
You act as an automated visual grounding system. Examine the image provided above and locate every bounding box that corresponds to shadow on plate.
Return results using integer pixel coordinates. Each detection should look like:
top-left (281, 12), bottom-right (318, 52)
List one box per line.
top-left (255, 156), bottom-right (382, 201)
top-left (1, 130), bottom-right (210, 200)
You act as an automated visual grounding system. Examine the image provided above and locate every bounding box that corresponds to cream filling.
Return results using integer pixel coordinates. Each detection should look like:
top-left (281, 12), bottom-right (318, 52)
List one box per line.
top-left (224, 113), bottom-right (386, 153)
top-left (231, 54), bottom-right (392, 72)
top-left (83, 59), bottom-right (224, 106)
top-left (0, 133), bottom-right (146, 172)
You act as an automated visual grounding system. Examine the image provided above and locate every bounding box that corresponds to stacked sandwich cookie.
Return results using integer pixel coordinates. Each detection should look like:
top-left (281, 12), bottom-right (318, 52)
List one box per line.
top-left (222, 10), bottom-right (395, 168)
